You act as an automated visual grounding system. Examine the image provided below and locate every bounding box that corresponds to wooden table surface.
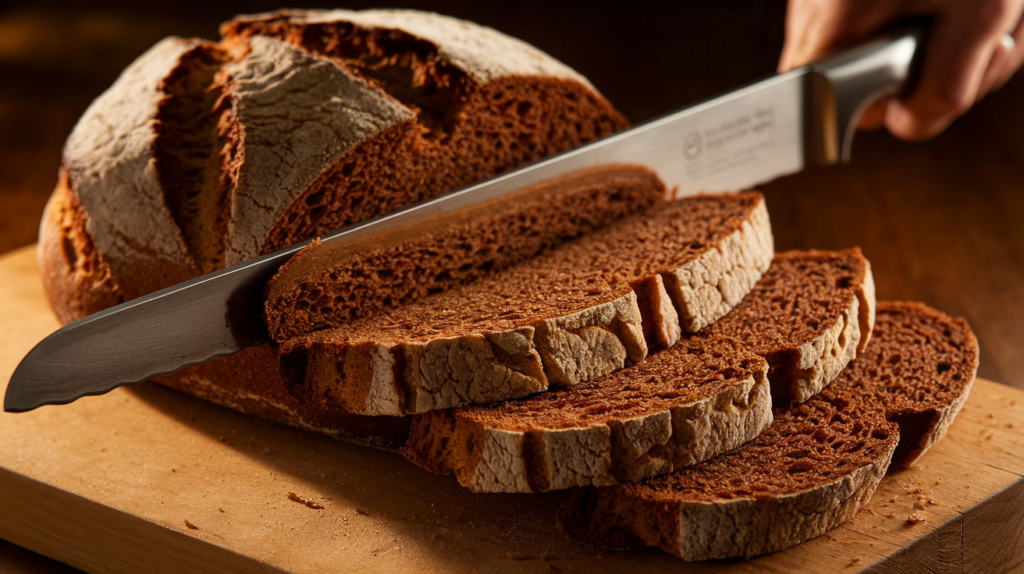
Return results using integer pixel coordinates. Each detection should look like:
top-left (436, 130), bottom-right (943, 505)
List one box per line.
top-left (2, 2), bottom-right (1023, 572)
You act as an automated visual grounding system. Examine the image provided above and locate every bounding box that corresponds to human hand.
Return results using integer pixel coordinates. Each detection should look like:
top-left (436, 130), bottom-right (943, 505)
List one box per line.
top-left (779, 0), bottom-right (1024, 140)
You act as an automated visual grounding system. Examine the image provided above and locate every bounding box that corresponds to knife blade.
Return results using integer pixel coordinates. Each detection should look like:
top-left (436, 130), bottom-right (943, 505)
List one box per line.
top-left (4, 26), bottom-right (923, 413)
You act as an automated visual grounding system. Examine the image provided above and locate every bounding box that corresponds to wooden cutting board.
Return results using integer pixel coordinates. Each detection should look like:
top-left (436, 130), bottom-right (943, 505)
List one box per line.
top-left (1, 245), bottom-right (1022, 574)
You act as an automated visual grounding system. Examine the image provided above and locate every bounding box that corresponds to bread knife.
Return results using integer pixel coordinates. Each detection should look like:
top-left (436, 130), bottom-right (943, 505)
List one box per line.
top-left (4, 26), bottom-right (924, 412)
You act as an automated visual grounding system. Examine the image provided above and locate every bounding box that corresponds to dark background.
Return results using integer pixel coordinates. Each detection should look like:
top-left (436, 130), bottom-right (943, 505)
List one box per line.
top-left (1, 2), bottom-right (1022, 571)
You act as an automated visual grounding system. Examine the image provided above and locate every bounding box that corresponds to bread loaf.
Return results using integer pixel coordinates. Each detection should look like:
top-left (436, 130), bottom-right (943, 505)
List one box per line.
top-left (557, 301), bottom-right (978, 560)
top-left (402, 249), bottom-right (872, 492)
top-left (39, 9), bottom-right (632, 440)
top-left (277, 191), bottom-right (772, 416)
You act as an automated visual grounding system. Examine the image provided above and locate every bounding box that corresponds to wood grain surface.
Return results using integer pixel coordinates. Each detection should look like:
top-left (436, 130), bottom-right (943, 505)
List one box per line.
top-left (2, 2), bottom-right (1024, 571)
top-left (0, 246), bottom-right (1022, 573)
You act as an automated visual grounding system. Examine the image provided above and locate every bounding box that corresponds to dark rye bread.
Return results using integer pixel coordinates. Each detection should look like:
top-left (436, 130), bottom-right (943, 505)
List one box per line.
top-left (557, 302), bottom-right (978, 560)
top-left (278, 192), bottom-right (773, 416)
top-left (838, 302), bottom-right (978, 468)
top-left (400, 248), bottom-right (872, 492)
top-left (265, 165), bottom-right (665, 342)
top-left (696, 248), bottom-right (875, 405)
top-left (38, 9), bottom-right (630, 444)
top-left (403, 341), bottom-right (772, 493)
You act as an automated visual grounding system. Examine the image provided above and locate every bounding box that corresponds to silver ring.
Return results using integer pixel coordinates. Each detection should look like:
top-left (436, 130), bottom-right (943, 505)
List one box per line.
top-left (1001, 33), bottom-right (1016, 53)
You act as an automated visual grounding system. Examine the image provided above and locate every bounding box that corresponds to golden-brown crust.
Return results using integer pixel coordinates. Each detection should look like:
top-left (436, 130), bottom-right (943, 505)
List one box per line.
top-left (38, 169), bottom-right (126, 325)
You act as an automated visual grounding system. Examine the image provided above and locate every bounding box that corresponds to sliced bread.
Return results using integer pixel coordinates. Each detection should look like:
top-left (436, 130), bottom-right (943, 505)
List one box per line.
top-left (264, 165), bottom-right (665, 342)
top-left (697, 248), bottom-right (875, 404)
top-left (557, 301), bottom-right (978, 560)
top-left (401, 248), bottom-right (873, 492)
top-left (278, 192), bottom-right (773, 416)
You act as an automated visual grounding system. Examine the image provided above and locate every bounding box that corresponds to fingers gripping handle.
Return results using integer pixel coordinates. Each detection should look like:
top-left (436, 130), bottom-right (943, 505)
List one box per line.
top-left (805, 24), bottom-right (927, 164)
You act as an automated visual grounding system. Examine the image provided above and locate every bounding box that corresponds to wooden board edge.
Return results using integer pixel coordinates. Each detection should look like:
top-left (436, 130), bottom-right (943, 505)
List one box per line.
top-left (0, 467), bottom-right (284, 574)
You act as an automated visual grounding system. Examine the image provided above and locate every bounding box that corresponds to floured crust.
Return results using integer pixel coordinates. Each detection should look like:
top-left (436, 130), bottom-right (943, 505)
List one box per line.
top-left (403, 346), bottom-right (772, 493)
top-left (62, 37), bottom-right (201, 300)
top-left (225, 9), bottom-right (594, 88)
top-left (220, 35), bottom-right (415, 265)
top-left (38, 171), bottom-right (126, 324)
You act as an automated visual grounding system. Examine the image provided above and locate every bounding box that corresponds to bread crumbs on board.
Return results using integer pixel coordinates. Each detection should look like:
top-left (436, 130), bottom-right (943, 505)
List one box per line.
top-left (184, 519), bottom-right (199, 530)
top-left (287, 492), bottom-right (324, 510)
top-left (905, 514), bottom-right (926, 525)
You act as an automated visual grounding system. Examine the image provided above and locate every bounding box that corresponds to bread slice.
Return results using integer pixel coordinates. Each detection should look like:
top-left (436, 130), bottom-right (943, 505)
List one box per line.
top-left (277, 192), bottom-right (772, 416)
top-left (264, 165), bottom-right (665, 342)
top-left (843, 302), bottom-right (978, 468)
top-left (697, 248), bottom-right (875, 405)
top-left (402, 341), bottom-right (771, 493)
top-left (557, 301), bottom-right (978, 560)
top-left (400, 248), bottom-right (872, 492)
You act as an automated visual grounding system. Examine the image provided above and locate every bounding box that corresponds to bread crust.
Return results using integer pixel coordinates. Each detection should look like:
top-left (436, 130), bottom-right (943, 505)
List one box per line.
top-left (403, 355), bottom-right (772, 493)
top-left (560, 441), bottom-right (894, 560)
top-left (664, 197), bottom-right (773, 333)
top-left (38, 171), bottom-right (126, 324)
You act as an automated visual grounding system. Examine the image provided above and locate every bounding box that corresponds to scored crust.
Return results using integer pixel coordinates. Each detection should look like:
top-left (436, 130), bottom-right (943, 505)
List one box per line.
top-left (278, 192), bottom-right (773, 416)
top-left (557, 301), bottom-right (978, 560)
top-left (62, 37), bottom-right (203, 301)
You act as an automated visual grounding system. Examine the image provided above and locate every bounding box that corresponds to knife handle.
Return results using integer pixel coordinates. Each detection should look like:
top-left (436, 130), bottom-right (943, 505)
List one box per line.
top-left (804, 22), bottom-right (928, 164)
